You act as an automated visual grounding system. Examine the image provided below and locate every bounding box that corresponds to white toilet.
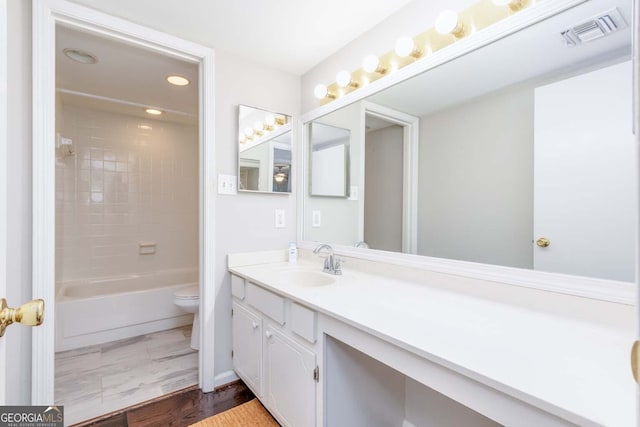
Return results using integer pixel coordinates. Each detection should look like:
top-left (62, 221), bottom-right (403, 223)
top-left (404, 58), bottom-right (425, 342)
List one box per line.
top-left (174, 285), bottom-right (199, 350)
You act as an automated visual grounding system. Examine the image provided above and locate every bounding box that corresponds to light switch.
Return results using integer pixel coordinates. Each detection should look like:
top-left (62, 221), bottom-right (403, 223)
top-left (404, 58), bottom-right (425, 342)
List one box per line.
top-left (348, 186), bottom-right (359, 201)
top-left (275, 209), bottom-right (286, 228)
top-left (312, 210), bottom-right (321, 227)
top-left (218, 174), bottom-right (237, 195)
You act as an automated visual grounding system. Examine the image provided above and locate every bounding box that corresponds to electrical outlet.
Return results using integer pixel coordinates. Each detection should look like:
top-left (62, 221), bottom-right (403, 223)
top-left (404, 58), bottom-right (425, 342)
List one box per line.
top-left (218, 174), bottom-right (237, 195)
top-left (275, 209), bottom-right (286, 228)
top-left (312, 210), bottom-right (321, 227)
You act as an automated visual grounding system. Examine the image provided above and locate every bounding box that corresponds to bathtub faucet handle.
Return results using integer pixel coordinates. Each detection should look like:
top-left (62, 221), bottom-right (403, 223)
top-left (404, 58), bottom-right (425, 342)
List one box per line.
top-left (0, 298), bottom-right (45, 338)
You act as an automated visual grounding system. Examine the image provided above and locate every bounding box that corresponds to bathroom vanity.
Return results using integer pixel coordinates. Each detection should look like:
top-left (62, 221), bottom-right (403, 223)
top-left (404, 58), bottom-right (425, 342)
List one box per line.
top-left (228, 250), bottom-right (635, 427)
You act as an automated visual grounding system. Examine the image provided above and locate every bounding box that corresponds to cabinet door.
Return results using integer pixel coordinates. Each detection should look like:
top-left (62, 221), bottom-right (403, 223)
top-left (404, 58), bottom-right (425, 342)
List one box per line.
top-left (232, 301), bottom-right (262, 397)
top-left (264, 325), bottom-right (316, 427)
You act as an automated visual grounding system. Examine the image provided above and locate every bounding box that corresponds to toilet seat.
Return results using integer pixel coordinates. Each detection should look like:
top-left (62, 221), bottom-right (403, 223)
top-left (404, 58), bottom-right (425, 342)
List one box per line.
top-left (174, 285), bottom-right (199, 300)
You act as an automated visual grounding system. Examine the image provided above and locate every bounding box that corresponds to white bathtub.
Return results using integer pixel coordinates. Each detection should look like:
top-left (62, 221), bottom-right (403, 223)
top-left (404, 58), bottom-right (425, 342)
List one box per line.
top-left (55, 269), bottom-right (197, 352)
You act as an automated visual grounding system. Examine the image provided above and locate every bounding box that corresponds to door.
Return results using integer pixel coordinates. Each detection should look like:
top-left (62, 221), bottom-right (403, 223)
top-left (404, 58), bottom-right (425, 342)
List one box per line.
top-left (264, 325), bottom-right (316, 427)
top-left (232, 302), bottom-right (263, 397)
top-left (533, 60), bottom-right (635, 282)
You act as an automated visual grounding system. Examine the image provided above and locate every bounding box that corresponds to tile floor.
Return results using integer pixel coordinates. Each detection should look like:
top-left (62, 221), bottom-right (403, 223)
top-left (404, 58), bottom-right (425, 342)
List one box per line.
top-left (55, 326), bottom-right (198, 426)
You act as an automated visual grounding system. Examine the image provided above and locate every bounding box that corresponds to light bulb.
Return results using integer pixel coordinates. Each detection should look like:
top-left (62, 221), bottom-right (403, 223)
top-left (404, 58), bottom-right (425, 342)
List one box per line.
top-left (254, 121), bottom-right (264, 132)
top-left (363, 54), bottom-right (385, 74)
top-left (314, 84), bottom-right (328, 99)
top-left (244, 127), bottom-right (254, 137)
top-left (336, 70), bottom-right (352, 88)
top-left (395, 36), bottom-right (420, 58)
top-left (166, 75), bottom-right (190, 86)
top-left (239, 134), bottom-right (246, 143)
top-left (145, 108), bottom-right (162, 115)
top-left (435, 10), bottom-right (464, 36)
top-left (264, 114), bottom-right (276, 127)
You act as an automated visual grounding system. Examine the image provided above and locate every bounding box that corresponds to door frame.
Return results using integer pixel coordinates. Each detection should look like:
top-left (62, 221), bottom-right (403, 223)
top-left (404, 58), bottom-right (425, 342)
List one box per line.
top-left (0, 0), bottom-right (7, 405)
top-left (359, 101), bottom-right (419, 254)
top-left (32, 0), bottom-right (216, 404)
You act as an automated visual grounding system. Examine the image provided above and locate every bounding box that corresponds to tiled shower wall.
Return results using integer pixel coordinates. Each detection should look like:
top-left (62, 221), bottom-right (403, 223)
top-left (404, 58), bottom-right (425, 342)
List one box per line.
top-left (55, 104), bottom-right (198, 284)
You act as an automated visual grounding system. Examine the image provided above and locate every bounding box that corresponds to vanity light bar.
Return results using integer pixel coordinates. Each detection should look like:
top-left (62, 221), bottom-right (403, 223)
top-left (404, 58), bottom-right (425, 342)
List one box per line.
top-left (314, 0), bottom-right (532, 104)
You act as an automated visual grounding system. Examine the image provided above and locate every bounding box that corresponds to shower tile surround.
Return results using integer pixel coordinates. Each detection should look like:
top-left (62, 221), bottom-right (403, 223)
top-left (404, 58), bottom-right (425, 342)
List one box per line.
top-left (55, 103), bottom-right (199, 284)
top-left (55, 326), bottom-right (198, 425)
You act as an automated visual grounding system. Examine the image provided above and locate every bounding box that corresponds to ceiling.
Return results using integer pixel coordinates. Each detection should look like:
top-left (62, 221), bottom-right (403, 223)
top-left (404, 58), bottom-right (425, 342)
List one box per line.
top-left (67, 0), bottom-right (415, 75)
top-left (57, 25), bottom-right (199, 124)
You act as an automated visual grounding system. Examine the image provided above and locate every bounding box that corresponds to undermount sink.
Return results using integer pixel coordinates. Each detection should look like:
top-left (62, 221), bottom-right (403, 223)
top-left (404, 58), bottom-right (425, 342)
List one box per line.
top-left (278, 269), bottom-right (336, 286)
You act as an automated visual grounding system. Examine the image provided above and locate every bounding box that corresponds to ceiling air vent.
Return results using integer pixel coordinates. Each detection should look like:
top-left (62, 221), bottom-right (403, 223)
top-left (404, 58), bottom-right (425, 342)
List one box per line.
top-left (560, 8), bottom-right (627, 47)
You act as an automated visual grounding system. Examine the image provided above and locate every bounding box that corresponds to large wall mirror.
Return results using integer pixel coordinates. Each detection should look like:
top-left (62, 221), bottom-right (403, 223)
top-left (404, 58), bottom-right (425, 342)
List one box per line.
top-left (302, 0), bottom-right (636, 283)
top-left (238, 105), bottom-right (292, 193)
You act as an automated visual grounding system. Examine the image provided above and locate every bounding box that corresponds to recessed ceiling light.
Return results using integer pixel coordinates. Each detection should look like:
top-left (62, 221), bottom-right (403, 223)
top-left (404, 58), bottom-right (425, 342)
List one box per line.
top-left (166, 75), bottom-right (190, 86)
top-left (145, 108), bottom-right (163, 115)
top-left (63, 48), bottom-right (98, 64)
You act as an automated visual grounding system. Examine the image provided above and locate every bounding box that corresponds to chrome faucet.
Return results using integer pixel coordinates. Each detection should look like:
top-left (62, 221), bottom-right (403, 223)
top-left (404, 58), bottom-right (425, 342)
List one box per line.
top-left (354, 241), bottom-right (369, 249)
top-left (313, 244), bottom-right (342, 275)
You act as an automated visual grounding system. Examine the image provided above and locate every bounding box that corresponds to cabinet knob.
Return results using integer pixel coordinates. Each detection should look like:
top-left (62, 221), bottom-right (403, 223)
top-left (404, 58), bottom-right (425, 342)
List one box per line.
top-left (252, 321), bottom-right (259, 329)
top-left (265, 330), bottom-right (273, 339)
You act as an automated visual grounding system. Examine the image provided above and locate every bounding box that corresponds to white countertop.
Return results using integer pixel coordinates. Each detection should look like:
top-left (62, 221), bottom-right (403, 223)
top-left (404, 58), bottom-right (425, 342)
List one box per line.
top-left (228, 255), bottom-right (636, 426)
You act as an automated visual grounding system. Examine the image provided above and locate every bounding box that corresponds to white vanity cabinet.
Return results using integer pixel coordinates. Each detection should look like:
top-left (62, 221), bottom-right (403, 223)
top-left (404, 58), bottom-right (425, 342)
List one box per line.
top-left (231, 274), bottom-right (318, 427)
top-left (231, 301), bottom-right (262, 396)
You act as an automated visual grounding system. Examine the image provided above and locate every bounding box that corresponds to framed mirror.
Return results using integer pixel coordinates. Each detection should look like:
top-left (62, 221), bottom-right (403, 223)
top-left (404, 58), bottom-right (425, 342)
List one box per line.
top-left (301, 0), bottom-right (636, 284)
top-left (238, 105), bottom-right (292, 193)
top-left (309, 122), bottom-right (350, 197)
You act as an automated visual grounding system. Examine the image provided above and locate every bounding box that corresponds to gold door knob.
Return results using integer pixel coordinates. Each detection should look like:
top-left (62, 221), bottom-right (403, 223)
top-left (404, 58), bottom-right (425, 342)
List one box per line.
top-left (536, 237), bottom-right (550, 248)
top-left (0, 298), bottom-right (45, 337)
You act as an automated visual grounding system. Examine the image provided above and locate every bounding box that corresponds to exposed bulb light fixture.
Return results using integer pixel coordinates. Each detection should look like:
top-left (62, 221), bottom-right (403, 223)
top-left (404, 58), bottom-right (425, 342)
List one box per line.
top-left (239, 134), bottom-right (246, 143)
top-left (362, 54), bottom-right (386, 74)
top-left (492, 0), bottom-right (528, 10)
top-left (395, 36), bottom-right (422, 59)
top-left (63, 48), bottom-right (98, 64)
top-left (244, 127), bottom-right (254, 138)
top-left (435, 10), bottom-right (466, 37)
top-left (314, 84), bottom-right (335, 100)
top-left (312, 0), bottom-right (530, 104)
top-left (145, 108), bottom-right (163, 115)
top-left (166, 75), bottom-right (190, 86)
top-left (336, 70), bottom-right (359, 88)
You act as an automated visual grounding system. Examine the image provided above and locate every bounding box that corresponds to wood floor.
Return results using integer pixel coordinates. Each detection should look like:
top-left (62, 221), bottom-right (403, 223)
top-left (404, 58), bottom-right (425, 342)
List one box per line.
top-left (72, 380), bottom-right (256, 427)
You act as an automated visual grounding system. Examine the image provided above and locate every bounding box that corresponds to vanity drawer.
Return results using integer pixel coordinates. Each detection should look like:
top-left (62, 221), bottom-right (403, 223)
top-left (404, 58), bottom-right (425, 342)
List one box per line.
top-left (246, 282), bottom-right (285, 325)
top-left (231, 275), bottom-right (246, 300)
top-left (290, 302), bottom-right (316, 344)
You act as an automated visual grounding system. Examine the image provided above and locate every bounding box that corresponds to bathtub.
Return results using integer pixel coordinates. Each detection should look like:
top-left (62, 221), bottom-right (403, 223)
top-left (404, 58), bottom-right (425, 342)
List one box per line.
top-left (55, 268), bottom-right (197, 352)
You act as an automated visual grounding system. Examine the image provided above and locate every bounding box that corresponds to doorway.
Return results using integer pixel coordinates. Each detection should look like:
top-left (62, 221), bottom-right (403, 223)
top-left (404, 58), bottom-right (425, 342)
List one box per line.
top-left (32, 0), bottom-right (216, 410)
top-left (54, 25), bottom-right (202, 423)
top-left (359, 102), bottom-right (419, 254)
top-left (363, 115), bottom-right (404, 252)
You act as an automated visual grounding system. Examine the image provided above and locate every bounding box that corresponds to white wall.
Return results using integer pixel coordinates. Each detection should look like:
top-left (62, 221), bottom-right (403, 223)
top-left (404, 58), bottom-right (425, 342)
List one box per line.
top-left (301, 0), bottom-right (480, 113)
top-left (4, 0), bottom-right (32, 405)
top-left (56, 104), bottom-right (199, 283)
top-left (214, 49), bottom-right (299, 380)
top-left (364, 125), bottom-right (403, 252)
top-left (403, 378), bottom-right (500, 427)
top-left (418, 84), bottom-right (534, 269)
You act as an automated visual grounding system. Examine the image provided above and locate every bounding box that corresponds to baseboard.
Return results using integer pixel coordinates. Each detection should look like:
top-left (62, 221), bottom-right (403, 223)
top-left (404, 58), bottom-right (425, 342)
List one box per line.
top-left (214, 370), bottom-right (240, 388)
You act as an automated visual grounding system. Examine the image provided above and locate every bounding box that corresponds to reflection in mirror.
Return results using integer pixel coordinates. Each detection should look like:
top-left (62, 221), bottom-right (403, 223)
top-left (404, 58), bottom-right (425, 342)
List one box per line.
top-left (238, 105), bottom-right (291, 193)
top-left (302, 0), bottom-right (635, 282)
top-left (309, 122), bottom-right (350, 197)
